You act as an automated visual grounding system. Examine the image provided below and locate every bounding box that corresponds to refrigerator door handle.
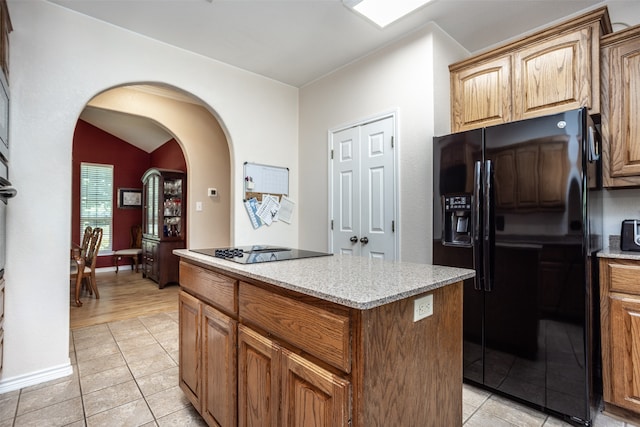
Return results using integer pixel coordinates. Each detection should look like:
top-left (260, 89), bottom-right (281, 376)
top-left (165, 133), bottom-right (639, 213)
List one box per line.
top-left (483, 159), bottom-right (493, 292)
top-left (473, 160), bottom-right (483, 291)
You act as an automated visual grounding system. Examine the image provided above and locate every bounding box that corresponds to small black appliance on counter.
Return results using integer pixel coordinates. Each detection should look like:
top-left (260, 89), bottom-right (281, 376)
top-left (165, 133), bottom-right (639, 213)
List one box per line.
top-left (621, 219), bottom-right (640, 251)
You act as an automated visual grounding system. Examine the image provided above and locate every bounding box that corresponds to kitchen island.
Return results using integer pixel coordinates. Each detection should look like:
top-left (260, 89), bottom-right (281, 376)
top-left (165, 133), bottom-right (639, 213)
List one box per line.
top-left (174, 249), bottom-right (475, 427)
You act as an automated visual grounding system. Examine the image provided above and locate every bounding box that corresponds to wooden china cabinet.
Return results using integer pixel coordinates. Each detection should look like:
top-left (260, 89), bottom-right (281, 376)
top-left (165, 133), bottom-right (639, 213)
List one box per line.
top-left (141, 168), bottom-right (186, 288)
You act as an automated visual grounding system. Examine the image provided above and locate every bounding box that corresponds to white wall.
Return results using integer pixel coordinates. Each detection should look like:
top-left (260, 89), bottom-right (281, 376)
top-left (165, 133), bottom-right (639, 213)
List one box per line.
top-left (1, 0), bottom-right (299, 389)
top-left (298, 23), bottom-right (467, 263)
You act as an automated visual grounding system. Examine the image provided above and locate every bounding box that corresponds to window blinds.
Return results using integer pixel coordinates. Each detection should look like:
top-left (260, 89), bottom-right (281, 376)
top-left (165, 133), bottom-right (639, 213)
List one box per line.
top-left (80, 162), bottom-right (113, 252)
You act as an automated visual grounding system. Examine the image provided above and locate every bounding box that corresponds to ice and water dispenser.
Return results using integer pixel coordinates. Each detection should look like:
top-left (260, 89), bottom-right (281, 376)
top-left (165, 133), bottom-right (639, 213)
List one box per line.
top-left (442, 194), bottom-right (472, 247)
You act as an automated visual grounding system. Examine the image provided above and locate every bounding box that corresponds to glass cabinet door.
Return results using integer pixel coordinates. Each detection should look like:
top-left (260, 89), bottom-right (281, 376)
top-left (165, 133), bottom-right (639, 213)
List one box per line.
top-left (144, 174), bottom-right (159, 238)
top-left (142, 168), bottom-right (186, 242)
top-left (163, 177), bottom-right (182, 238)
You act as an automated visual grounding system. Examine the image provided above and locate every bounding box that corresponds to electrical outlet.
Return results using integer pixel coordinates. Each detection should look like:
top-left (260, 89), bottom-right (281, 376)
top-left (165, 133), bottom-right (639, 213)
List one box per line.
top-left (413, 294), bottom-right (433, 322)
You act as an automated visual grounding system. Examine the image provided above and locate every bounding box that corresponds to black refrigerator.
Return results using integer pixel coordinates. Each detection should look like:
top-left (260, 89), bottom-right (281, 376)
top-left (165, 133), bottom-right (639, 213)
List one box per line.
top-left (432, 108), bottom-right (603, 426)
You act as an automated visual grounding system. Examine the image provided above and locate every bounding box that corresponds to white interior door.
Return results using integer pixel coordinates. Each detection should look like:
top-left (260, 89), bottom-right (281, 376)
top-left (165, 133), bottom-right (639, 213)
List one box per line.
top-left (332, 126), bottom-right (360, 255)
top-left (330, 115), bottom-right (396, 260)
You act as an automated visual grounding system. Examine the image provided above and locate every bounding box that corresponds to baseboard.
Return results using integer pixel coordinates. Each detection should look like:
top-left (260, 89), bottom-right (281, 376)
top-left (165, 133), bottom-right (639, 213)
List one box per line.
top-left (0, 361), bottom-right (73, 394)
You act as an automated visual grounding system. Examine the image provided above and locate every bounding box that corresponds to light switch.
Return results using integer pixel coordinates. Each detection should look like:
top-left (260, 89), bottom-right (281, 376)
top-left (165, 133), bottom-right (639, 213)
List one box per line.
top-left (196, 201), bottom-right (203, 211)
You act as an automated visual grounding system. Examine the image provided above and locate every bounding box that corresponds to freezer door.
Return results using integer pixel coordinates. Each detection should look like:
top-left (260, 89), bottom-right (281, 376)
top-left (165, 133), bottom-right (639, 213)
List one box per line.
top-left (432, 129), bottom-right (484, 385)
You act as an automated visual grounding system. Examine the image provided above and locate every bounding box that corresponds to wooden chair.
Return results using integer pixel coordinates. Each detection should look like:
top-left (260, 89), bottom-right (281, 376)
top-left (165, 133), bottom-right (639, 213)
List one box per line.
top-left (70, 248), bottom-right (85, 307)
top-left (113, 225), bottom-right (143, 273)
top-left (80, 225), bottom-right (92, 254)
top-left (71, 227), bottom-right (103, 306)
top-left (70, 226), bottom-right (92, 306)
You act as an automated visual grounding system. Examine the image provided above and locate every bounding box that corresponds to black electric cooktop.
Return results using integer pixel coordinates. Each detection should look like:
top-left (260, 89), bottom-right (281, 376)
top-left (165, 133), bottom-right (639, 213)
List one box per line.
top-left (190, 245), bottom-right (333, 264)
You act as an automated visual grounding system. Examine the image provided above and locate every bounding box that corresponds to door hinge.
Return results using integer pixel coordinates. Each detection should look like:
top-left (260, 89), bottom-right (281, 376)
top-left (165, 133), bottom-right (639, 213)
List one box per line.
top-left (330, 149), bottom-right (334, 160)
top-left (392, 220), bottom-right (395, 232)
top-left (391, 136), bottom-right (394, 148)
top-left (331, 219), bottom-right (334, 230)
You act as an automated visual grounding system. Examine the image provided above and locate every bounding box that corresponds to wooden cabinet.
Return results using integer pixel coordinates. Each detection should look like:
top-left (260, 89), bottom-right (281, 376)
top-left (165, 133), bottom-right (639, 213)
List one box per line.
top-left (179, 263), bottom-right (239, 427)
top-left (450, 54), bottom-right (512, 131)
top-left (178, 259), bottom-right (463, 427)
top-left (601, 25), bottom-right (640, 188)
top-left (179, 292), bottom-right (238, 427)
top-left (237, 325), bottom-right (279, 426)
top-left (450, 7), bottom-right (611, 132)
top-left (238, 282), bottom-right (352, 427)
top-left (141, 168), bottom-right (186, 288)
top-left (281, 345), bottom-right (351, 426)
top-left (599, 258), bottom-right (640, 419)
top-left (237, 325), bottom-right (351, 427)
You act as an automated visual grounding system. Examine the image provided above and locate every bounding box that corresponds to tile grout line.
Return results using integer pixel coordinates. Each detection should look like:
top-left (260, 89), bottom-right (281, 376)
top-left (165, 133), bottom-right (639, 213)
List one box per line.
top-left (115, 317), bottom-right (163, 426)
top-left (71, 329), bottom-right (89, 425)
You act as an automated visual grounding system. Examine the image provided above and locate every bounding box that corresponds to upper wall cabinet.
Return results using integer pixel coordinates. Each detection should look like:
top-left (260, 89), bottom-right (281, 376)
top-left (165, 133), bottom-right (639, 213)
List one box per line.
top-left (450, 7), bottom-right (611, 133)
top-left (601, 25), bottom-right (640, 188)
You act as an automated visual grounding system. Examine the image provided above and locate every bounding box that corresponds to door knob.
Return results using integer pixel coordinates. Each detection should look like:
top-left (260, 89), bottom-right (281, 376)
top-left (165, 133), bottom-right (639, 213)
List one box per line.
top-left (350, 236), bottom-right (358, 243)
top-left (360, 237), bottom-right (369, 244)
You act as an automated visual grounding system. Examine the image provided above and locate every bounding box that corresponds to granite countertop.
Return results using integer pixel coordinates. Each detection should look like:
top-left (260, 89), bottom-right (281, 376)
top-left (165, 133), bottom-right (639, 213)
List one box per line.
top-left (597, 235), bottom-right (640, 261)
top-left (597, 247), bottom-right (640, 261)
top-left (174, 249), bottom-right (475, 310)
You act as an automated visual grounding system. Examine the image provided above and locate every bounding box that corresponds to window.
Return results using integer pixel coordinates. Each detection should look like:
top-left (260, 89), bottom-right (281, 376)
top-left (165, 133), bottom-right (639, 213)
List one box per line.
top-left (80, 162), bottom-right (113, 252)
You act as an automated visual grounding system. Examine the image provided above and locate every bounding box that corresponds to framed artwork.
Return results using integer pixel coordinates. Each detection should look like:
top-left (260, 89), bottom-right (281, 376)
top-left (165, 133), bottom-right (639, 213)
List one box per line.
top-left (118, 188), bottom-right (142, 209)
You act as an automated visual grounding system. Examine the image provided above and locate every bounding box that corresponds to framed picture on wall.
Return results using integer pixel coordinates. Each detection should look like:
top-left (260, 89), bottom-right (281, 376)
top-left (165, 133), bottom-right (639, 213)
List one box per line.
top-left (118, 188), bottom-right (142, 209)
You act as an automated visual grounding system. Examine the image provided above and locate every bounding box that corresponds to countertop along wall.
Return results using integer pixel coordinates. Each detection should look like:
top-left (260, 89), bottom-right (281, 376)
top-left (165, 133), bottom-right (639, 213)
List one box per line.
top-left (2, 0), bottom-right (299, 389)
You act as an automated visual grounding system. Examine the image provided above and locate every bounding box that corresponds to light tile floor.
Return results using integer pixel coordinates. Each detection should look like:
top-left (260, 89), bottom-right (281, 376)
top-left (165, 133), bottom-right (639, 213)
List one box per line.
top-left (0, 311), bottom-right (637, 427)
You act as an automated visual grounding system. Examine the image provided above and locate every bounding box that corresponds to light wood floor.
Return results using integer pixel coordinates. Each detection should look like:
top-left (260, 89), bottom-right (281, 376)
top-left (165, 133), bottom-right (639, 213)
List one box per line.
top-left (69, 269), bottom-right (179, 329)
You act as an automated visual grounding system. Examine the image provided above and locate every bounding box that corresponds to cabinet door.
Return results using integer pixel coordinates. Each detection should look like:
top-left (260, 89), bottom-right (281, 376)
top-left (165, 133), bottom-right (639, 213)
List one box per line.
top-left (237, 325), bottom-right (280, 427)
top-left (513, 27), bottom-right (597, 119)
top-left (142, 239), bottom-right (159, 282)
top-left (451, 55), bottom-right (512, 132)
top-left (602, 29), bottom-right (640, 186)
top-left (202, 304), bottom-right (237, 427)
top-left (179, 291), bottom-right (202, 410)
top-left (143, 174), bottom-right (159, 238)
top-left (281, 348), bottom-right (351, 427)
top-left (610, 295), bottom-right (640, 413)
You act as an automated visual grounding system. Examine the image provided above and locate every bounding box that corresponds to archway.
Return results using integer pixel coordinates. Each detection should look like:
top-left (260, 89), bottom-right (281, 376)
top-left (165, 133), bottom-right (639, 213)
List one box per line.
top-left (70, 83), bottom-right (232, 306)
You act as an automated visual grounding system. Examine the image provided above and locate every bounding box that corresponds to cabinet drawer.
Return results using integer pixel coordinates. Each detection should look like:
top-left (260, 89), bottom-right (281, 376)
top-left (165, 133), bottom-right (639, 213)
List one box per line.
top-left (239, 282), bottom-right (351, 373)
top-left (608, 261), bottom-right (640, 295)
top-left (179, 262), bottom-right (237, 314)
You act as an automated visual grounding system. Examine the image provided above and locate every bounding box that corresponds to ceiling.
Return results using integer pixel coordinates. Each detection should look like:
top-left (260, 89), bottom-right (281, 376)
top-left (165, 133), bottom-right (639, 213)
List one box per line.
top-left (57, 0), bottom-right (608, 151)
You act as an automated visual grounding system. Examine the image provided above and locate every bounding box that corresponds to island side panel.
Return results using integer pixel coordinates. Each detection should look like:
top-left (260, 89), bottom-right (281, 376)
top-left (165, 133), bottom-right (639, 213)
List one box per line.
top-left (358, 281), bottom-right (463, 427)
